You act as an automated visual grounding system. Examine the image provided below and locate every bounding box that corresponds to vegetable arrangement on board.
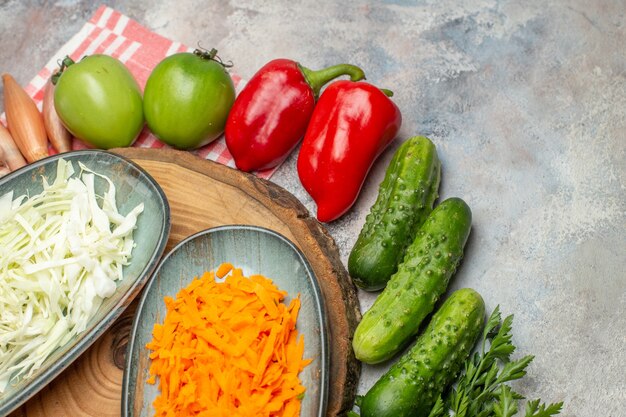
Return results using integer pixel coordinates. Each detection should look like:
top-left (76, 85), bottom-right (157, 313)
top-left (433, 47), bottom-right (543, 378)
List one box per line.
top-left (0, 33), bottom-right (565, 417)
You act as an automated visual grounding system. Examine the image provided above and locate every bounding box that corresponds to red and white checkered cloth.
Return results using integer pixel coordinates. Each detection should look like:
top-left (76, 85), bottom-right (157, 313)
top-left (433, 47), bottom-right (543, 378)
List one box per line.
top-left (4, 5), bottom-right (277, 179)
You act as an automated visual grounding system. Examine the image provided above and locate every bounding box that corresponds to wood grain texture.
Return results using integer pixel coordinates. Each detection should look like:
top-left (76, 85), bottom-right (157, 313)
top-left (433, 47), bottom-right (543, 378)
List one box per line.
top-left (11, 148), bottom-right (361, 417)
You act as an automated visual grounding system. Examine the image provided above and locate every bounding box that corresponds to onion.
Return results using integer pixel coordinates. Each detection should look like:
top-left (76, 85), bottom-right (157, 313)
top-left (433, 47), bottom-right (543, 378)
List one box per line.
top-left (2, 73), bottom-right (49, 163)
top-left (43, 75), bottom-right (72, 153)
top-left (0, 122), bottom-right (27, 171)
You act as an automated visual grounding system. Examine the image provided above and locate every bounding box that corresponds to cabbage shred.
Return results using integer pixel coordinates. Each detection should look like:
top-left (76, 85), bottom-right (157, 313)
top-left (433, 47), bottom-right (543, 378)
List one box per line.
top-left (0, 159), bottom-right (143, 392)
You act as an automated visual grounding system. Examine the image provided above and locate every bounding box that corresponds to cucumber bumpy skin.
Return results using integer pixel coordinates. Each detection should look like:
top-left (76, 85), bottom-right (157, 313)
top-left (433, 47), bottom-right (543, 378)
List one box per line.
top-left (352, 197), bottom-right (472, 364)
top-left (348, 136), bottom-right (441, 291)
top-left (360, 288), bottom-right (485, 417)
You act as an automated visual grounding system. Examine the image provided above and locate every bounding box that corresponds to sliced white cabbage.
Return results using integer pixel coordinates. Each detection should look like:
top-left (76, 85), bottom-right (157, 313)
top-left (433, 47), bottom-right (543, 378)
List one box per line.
top-left (0, 158), bottom-right (143, 392)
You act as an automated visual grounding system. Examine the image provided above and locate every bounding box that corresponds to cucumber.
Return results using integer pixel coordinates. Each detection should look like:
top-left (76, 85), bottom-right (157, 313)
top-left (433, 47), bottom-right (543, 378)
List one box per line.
top-left (360, 288), bottom-right (485, 417)
top-left (352, 197), bottom-right (472, 364)
top-left (348, 136), bottom-right (441, 291)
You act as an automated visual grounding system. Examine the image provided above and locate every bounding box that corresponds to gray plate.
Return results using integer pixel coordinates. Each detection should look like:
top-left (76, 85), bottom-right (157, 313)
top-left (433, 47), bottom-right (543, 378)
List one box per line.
top-left (0, 150), bottom-right (171, 415)
top-left (123, 225), bottom-right (329, 417)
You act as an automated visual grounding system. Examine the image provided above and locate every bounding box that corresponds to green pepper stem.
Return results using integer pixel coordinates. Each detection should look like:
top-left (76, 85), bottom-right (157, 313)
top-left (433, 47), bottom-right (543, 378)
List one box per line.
top-left (299, 63), bottom-right (366, 97)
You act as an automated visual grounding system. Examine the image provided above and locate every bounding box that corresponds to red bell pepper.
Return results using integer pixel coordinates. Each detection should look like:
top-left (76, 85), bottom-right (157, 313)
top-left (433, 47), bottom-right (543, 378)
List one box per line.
top-left (224, 59), bottom-right (365, 172)
top-left (297, 80), bottom-right (402, 222)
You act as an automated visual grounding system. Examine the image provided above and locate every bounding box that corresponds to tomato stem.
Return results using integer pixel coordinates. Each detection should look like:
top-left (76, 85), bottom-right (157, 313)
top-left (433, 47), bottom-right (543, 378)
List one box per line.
top-left (193, 47), bottom-right (233, 68)
top-left (52, 56), bottom-right (76, 85)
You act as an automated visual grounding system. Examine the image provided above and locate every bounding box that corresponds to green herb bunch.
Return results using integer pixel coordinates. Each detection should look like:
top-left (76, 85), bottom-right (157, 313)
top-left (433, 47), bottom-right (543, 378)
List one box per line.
top-left (427, 306), bottom-right (564, 417)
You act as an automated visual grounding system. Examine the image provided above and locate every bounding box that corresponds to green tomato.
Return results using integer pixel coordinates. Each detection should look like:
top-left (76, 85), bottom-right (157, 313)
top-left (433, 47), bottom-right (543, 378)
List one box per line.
top-left (143, 49), bottom-right (236, 149)
top-left (54, 55), bottom-right (144, 149)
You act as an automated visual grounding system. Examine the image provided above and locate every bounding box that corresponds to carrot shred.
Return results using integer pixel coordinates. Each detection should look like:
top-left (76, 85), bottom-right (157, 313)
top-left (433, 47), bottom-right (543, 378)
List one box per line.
top-left (146, 264), bottom-right (311, 417)
top-left (216, 262), bottom-right (233, 278)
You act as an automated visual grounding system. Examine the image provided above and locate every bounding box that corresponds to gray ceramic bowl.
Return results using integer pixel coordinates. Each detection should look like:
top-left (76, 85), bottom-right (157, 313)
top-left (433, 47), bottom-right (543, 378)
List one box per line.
top-left (0, 150), bottom-right (170, 415)
top-left (123, 225), bottom-right (329, 417)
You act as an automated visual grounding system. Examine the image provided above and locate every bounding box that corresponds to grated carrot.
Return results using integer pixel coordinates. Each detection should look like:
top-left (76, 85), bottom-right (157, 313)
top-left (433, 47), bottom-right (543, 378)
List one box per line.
top-left (146, 265), bottom-right (312, 417)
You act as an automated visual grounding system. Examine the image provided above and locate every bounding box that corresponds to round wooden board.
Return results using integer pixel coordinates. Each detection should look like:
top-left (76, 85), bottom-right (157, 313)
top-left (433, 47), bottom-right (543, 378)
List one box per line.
top-left (10, 148), bottom-right (361, 417)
